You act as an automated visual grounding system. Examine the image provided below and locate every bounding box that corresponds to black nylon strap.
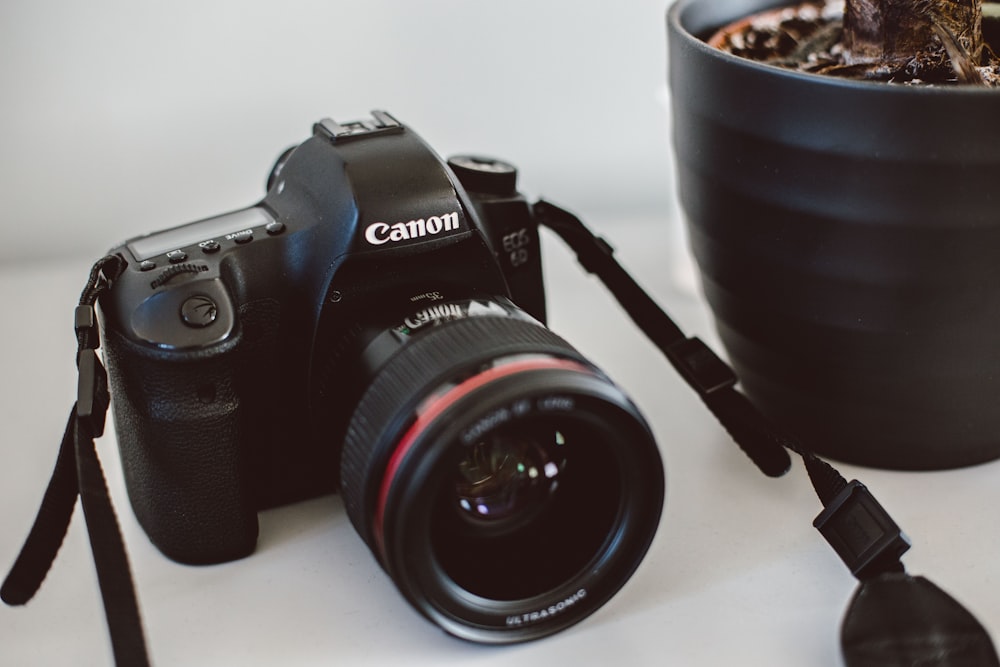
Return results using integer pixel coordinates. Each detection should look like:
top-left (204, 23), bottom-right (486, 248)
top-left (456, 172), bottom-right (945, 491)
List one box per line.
top-left (2, 254), bottom-right (150, 666)
top-left (0, 410), bottom-right (79, 605)
top-left (534, 200), bottom-right (999, 665)
top-left (75, 417), bottom-right (150, 666)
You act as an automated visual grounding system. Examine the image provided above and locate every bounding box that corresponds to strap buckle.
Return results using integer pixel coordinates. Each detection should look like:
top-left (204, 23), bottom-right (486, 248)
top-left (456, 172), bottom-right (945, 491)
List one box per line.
top-left (75, 304), bottom-right (110, 438)
top-left (814, 480), bottom-right (911, 580)
top-left (77, 348), bottom-right (110, 439)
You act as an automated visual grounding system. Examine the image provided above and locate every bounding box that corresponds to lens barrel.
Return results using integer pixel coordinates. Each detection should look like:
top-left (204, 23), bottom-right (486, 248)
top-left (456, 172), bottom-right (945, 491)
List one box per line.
top-left (340, 310), bottom-right (664, 643)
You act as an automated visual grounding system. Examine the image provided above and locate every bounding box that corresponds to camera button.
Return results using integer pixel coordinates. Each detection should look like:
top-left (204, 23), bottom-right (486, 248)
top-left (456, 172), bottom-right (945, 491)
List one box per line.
top-left (234, 231), bottom-right (254, 245)
top-left (180, 295), bottom-right (219, 328)
top-left (139, 260), bottom-right (156, 272)
top-left (199, 240), bottom-right (221, 254)
top-left (167, 249), bottom-right (188, 264)
top-left (266, 221), bottom-right (285, 236)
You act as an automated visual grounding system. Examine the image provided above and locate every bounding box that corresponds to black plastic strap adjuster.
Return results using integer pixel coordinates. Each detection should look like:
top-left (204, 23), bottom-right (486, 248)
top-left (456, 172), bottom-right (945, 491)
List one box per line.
top-left (75, 305), bottom-right (100, 350)
top-left (813, 480), bottom-right (912, 580)
top-left (666, 337), bottom-right (738, 396)
top-left (77, 349), bottom-right (110, 438)
top-left (576, 236), bottom-right (615, 275)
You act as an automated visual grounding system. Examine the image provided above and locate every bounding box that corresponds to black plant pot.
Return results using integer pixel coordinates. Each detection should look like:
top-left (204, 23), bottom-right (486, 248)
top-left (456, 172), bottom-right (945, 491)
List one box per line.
top-left (668, 0), bottom-right (1000, 469)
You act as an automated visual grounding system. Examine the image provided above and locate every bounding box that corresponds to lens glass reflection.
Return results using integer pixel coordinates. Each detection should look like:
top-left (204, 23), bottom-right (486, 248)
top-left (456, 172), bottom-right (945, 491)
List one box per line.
top-left (454, 430), bottom-right (566, 532)
top-left (432, 416), bottom-right (620, 601)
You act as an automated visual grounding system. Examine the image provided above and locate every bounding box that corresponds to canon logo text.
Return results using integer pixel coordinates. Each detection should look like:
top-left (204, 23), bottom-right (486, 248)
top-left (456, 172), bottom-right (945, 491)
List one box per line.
top-left (364, 211), bottom-right (461, 245)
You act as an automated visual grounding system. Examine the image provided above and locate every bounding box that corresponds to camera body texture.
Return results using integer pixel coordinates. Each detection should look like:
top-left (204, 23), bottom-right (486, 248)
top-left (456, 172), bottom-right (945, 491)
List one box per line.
top-left (101, 113), bottom-right (546, 564)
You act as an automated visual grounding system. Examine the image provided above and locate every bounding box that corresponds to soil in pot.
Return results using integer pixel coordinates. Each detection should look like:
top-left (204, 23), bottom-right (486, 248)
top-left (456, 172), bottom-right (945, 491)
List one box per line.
top-left (708, 0), bottom-right (1000, 85)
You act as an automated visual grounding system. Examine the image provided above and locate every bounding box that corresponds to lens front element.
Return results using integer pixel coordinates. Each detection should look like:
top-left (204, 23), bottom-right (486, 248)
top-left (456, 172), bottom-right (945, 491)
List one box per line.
top-left (432, 405), bottom-right (626, 605)
top-left (454, 423), bottom-right (565, 530)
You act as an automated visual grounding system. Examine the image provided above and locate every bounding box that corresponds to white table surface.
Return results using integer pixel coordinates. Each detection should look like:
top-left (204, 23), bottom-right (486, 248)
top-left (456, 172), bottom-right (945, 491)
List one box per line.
top-left (2, 215), bottom-right (998, 666)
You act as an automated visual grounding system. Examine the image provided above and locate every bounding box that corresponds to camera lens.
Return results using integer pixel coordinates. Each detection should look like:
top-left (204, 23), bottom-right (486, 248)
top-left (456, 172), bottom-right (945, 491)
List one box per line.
top-left (453, 425), bottom-right (563, 531)
top-left (339, 304), bottom-right (664, 643)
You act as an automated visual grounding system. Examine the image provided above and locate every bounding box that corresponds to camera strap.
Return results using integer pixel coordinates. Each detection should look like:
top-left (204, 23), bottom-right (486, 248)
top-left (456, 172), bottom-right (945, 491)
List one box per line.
top-left (533, 200), bottom-right (1000, 666)
top-left (2, 254), bottom-right (151, 667)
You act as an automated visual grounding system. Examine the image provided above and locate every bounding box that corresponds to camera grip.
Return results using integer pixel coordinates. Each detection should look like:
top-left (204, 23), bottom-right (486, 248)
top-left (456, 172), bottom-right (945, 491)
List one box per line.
top-left (102, 326), bottom-right (259, 565)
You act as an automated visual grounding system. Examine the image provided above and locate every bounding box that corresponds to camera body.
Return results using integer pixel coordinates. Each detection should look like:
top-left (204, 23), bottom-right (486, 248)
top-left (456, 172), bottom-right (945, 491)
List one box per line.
top-left (100, 112), bottom-right (548, 565)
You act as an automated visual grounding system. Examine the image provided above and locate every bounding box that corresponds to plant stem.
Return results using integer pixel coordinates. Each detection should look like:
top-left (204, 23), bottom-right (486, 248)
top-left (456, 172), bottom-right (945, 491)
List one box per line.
top-left (843, 0), bottom-right (984, 64)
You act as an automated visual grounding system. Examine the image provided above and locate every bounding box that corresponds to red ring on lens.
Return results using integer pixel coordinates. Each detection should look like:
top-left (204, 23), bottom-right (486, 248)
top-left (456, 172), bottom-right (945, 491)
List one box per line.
top-left (372, 357), bottom-right (589, 559)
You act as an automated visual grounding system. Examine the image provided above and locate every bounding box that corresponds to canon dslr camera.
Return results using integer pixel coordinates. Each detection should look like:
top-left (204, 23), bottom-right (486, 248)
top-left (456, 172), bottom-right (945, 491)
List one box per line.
top-left (99, 111), bottom-right (664, 642)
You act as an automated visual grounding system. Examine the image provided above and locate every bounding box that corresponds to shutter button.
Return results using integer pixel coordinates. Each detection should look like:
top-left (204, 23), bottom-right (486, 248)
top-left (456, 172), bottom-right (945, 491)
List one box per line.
top-left (180, 295), bottom-right (219, 328)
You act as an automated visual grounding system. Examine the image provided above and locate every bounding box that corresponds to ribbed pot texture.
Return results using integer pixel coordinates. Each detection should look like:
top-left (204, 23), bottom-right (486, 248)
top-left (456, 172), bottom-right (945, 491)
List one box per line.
top-left (668, 0), bottom-right (1000, 469)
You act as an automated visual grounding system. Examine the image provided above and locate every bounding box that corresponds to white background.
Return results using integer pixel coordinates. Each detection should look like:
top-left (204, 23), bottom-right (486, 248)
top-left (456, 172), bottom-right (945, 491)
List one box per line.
top-left (0, 0), bottom-right (676, 264)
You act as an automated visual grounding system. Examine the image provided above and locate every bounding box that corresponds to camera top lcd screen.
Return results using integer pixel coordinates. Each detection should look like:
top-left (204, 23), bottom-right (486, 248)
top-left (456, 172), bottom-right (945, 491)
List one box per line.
top-left (126, 207), bottom-right (274, 261)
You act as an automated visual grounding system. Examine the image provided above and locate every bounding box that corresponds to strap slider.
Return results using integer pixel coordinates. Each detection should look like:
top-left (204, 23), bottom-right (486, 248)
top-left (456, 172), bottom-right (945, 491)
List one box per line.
top-left (814, 480), bottom-right (912, 580)
top-left (75, 305), bottom-right (100, 350)
top-left (77, 349), bottom-right (110, 438)
top-left (666, 337), bottom-right (738, 396)
top-left (577, 236), bottom-right (615, 275)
